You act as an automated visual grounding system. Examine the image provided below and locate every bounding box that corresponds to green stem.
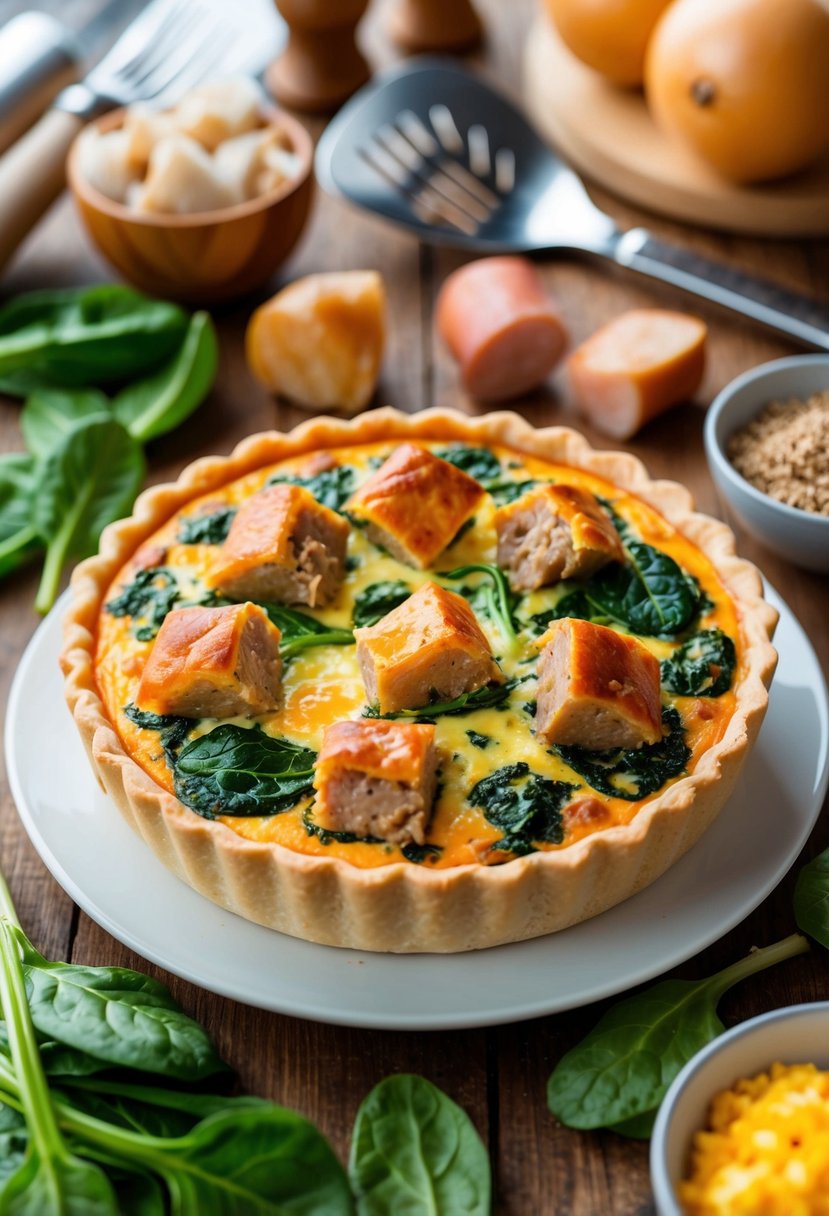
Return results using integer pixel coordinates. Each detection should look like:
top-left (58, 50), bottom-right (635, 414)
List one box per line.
top-left (708, 933), bottom-right (810, 1002)
top-left (0, 875), bottom-right (20, 926)
top-left (281, 629), bottom-right (355, 660)
top-left (0, 919), bottom-right (65, 1175)
top-left (34, 511), bottom-right (78, 615)
top-left (0, 524), bottom-right (39, 564)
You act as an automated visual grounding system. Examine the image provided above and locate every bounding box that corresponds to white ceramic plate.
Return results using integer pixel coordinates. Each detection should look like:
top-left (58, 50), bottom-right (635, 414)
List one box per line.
top-left (6, 587), bottom-right (828, 1030)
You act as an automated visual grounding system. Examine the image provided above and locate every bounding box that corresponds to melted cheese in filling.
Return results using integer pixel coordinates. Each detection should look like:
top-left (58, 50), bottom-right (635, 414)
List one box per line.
top-left (95, 441), bottom-right (741, 870)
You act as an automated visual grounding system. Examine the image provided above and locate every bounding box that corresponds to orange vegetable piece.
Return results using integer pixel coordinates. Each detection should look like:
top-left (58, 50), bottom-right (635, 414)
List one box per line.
top-left (436, 256), bottom-right (568, 402)
top-left (567, 309), bottom-right (706, 440)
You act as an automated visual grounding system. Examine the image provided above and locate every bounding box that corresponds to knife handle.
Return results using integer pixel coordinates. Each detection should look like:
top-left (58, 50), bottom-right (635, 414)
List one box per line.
top-left (0, 108), bottom-right (83, 275)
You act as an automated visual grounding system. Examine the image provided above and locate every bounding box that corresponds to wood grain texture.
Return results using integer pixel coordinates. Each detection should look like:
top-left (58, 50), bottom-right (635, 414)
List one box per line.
top-left (0, 1), bottom-right (827, 1213)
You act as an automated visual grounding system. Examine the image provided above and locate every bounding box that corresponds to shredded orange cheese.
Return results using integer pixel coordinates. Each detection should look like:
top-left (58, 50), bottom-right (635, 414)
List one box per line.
top-left (679, 1062), bottom-right (829, 1216)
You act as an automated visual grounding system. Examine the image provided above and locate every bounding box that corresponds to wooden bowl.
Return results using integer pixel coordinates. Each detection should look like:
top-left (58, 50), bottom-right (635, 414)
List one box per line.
top-left (67, 107), bottom-right (314, 303)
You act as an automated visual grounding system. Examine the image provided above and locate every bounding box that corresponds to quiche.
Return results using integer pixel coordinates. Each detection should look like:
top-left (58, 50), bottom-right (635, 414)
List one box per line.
top-left (62, 409), bottom-right (777, 953)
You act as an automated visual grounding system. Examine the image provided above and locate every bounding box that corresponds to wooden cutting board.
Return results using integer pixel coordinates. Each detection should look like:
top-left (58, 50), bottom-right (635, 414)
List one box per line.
top-left (523, 14), bottom-right (829, 237)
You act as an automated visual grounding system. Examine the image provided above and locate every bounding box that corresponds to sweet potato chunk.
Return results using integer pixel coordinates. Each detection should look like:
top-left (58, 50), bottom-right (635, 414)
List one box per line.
top-left (495, 484), bottom-right (623, 590)
top-left (535, 618), bottom-right (662, 749)
top-left (355, 582), bottom-right (501, 714)
top-left (346, 444), bottom-right (484, 568)
top-left (136, 602), bottom-right (282, 718)
top-left (207, 484), bottom-right (349, 607)
top-left (313, 720), bottom-right (438, 845)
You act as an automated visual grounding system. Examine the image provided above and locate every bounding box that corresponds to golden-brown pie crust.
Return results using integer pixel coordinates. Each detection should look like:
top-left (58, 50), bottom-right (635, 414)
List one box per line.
top-left (62, 408), bottom-right (777, 953)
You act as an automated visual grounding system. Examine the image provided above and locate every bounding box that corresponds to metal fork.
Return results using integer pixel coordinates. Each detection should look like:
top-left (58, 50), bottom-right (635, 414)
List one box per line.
top-left (0, 0), bottom-right (275, 273)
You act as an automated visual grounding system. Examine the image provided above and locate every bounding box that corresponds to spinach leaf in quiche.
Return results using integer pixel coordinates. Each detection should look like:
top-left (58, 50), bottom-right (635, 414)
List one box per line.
top-left (468, 763), bottom-right (576, 856)
top-left (106, 567), bottom-right (180, 641)
top-left (267, 464), bottom-right (356, 513)
top-left (176, 506), bottom-right (236, 545)
top-left (351, 580), bottom-right (412, 629)
top-left (660, 629), bottom-right (736, 697)
top-left (434, 445), bottom-right (537, 505)
top-left (442, 564), bottom-right (520, 651)
top-left (123, 704), bottom-right (191, 765)
top-left (173, 725), bottom-right (316, 818)
top-left (553, 707), bottom-right (690, 801)
top-left (363, 679), bottom-right (517, 722)
top-left (258, 602), bottom-right (354, 658)
top-left (466, 730), bottom-right (493, 750)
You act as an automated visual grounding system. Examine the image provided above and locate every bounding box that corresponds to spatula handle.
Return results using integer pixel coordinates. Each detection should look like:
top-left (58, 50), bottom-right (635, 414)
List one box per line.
top-left (613, 229), bottom-right (829, 353)
top-left (0, 107), bottom-right (82, 274)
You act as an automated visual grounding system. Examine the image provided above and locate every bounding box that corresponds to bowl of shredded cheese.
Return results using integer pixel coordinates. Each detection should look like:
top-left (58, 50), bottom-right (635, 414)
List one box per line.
top-left (650, 1001), bottom-right (829, 1216)
top-left (704, 355), bottom-right (829, 573)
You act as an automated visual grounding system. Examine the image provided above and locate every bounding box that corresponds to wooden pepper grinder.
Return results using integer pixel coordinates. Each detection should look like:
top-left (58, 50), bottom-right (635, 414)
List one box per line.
top-left (388, 0), bottom-right (483, 53)
top-left (267, 0), bottom-right (371, 114)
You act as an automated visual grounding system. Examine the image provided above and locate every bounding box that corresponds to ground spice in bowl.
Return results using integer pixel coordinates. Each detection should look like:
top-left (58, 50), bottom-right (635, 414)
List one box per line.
top-left (727, 390), bottom-right (829, 516)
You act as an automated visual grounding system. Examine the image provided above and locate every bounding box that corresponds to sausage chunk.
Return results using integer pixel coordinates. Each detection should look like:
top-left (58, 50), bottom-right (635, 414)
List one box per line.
top-left (207, 484), bottom-right (349, 607)
top-left (346, 443), bottom-right (483, 568)
top-left (535, 618), bottom-right (662, 749)
top-left (136, 602), bottom-right (282, 718)
top-left (313, 720), bottom-right (438, 846)
top-left (495, 484), bottom-right (623, 591)
top-left (355, 582), bottom-right (501, 714)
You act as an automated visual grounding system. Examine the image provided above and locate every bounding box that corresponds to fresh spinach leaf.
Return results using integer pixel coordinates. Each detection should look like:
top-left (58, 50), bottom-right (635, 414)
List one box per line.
top-left (0, 286), bottom-right (187, 390)
top-left (468, 763), bottom-right (575, 856)
top-left (660, 629), bottom-right (736, 697)
top-left (794, 847), bottom-right (829, 949)
top-left (466, 731), bottom-right (493, 750)
top-left (0, 1101), bottom-right (28, 1186)
top-left (20, 387), bottom-right (110, 458)
top-left (112, 312), bottom-right (218, 443)
top-left (0, 454), bottom-right (41, 579)
top-left (33, 417), bottom-right (145, 614)
top-left (553, 707), bottom-right (690, 801)
top-left (106, 568), bottom-right (180, 641)
top-left (173, 725), bottom-right (316, 818)
top-left (363, 679), bottom-right (516, 722)
top-left (15, 929), bottom-right (226, 1082)
top-left (547, 933), bottom-right (809, 1132)
top-left (350, 1074), bottom-right (491, 1216)
top-left (123, 705), bottom-right (191, 765)
top-left (352, 580), bottom-right (412, 629)
top-left (434, 445), bottom-right (503, 483)
top-left (176, 507), bottom-right (236, 546)
top-left (0, 918), bottom-right (120, 1215)
top-left (268, 464), bottom-right (356, 513)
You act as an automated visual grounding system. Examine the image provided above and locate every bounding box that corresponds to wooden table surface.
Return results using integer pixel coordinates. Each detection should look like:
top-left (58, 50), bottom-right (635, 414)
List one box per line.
top-left (1, 1), bottom-right (828, 1212)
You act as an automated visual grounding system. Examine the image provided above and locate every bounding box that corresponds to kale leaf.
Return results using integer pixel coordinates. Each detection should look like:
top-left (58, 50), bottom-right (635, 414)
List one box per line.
top-left (468, 763), bottom-right (575, 856)
top-left (267, 464), bottom-right (356, 513)
top-left (351, 580), bottom-right (412, 629)
top-left (177, 507), bottom-right (236, 545)
top-left (660, 629), bottom-right (736, 697)
top-left (106, 567), bottom-right (180, 641)
top-left (553, 707), bottom-right (690, 801)
top-left (173, 725), bottom-right (316, 818)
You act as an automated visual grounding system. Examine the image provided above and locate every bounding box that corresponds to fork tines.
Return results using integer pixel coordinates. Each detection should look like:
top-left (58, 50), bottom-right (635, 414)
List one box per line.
top-left (357, 104), bottom-right (515, 236)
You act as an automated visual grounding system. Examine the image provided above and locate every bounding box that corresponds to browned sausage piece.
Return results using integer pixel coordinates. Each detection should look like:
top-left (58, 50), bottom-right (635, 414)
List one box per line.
top-left (535, 618), bottom-right (662, 749)
top-left (207, 484), bottom-right (349, 608)
top-left (436, 256), bottom-right (568, 401)
top-left (136, 602), bottom-right (282, 718)
top-left (495, 484), bottom-right (623, 591)
top-left (346, 443), bottom-right (484, 569)
top-left (355, 582), bottom-right (502, 714)
top-left (313, 720), bottom-right (438, 846)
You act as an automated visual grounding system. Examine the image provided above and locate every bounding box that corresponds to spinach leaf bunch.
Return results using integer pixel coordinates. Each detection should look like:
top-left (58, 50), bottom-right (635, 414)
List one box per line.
top-left (553, 707), bottom-right (690, 800)
top-left (660, 628), bottom-right (737, 697)
top-left (468, 763), bottom-right (576, 856)
top-left (267, 464), bottom-right (356, 513)
top-left (259, 602), bottom-right (355, 659)
top-left (351, 580), bottom-right (412, 629)
top-left (176, 505), bottom-right (237, 545)
top-left (442, 563), bottom-right (521, 654)
top-left (0, 287), bottom-right (218, 613)
top-left (0, 876), bottom-right (492, 1213)
top-left (106, 567), bottom-right (181, 641)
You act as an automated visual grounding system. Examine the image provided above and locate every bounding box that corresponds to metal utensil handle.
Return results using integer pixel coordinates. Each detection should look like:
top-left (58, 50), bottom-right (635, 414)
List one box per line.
top-left (614, 229), bottom-right (829, 353)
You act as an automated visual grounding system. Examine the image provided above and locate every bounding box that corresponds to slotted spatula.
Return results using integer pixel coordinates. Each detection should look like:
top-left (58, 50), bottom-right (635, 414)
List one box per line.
top-left (316, 60), bottom-right (829, 352)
